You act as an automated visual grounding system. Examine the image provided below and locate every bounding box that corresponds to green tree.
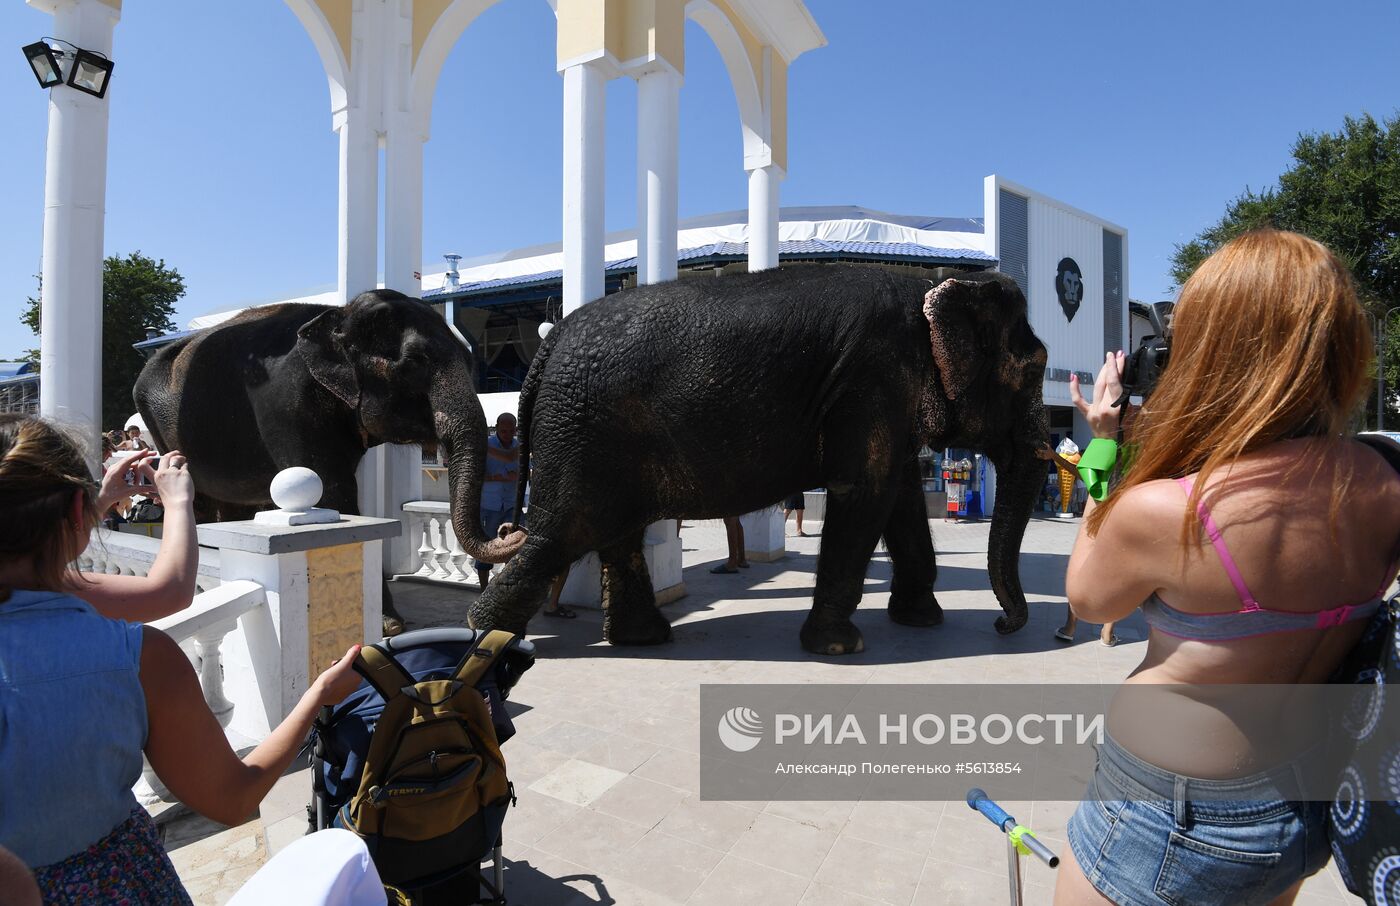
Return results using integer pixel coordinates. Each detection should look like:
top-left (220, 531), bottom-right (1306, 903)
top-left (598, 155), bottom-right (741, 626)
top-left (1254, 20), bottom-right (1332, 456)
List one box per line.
top-left (1170, 112), bottom-right (1400, 427)
top-left (21, 253), bottom-right (184, 428)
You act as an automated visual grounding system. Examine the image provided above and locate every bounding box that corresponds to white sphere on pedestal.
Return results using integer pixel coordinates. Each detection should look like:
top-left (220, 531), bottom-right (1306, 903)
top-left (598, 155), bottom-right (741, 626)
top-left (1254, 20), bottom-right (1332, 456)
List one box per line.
top-left (538, 321), bottom-right (553, 339)
top-left (270, 467), bottom-right (323, 511)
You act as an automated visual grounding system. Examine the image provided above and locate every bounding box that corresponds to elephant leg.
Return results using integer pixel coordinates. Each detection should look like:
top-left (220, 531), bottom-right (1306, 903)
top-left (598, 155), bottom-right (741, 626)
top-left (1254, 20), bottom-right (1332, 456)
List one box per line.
top-left (468, 532), bottom-right (572, 636)
top-left (801, 485), bottom-right (896, 656)
top-left (883, 457), bottom-right (943, 627)
top-left (600, 531), bottom-right (672, 646)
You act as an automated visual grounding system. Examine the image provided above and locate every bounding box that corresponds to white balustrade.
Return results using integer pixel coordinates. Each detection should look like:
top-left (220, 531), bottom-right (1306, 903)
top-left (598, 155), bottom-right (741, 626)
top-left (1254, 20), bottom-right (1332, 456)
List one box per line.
top-left (136, 580), bottom-right (267, 804)
top-left (400, 501), bottom-right (476, 586)
top-left (78, 528), bottom-right (223, 592)
top-left (83, 466), bottom-right (398, 813)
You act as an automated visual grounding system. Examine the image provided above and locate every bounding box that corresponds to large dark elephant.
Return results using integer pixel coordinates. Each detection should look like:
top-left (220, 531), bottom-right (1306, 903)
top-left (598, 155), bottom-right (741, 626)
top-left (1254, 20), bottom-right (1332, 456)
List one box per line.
top-left (469, 265), bottom-right (1050, 654)
top-left (135, 290), bottom-right (527, 629)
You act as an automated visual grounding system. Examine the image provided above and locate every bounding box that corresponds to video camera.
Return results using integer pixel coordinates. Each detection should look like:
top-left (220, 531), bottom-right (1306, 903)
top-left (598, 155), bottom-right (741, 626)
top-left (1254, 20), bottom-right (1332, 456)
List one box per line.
top-left (1115, 301), bottom-right (1172, 407)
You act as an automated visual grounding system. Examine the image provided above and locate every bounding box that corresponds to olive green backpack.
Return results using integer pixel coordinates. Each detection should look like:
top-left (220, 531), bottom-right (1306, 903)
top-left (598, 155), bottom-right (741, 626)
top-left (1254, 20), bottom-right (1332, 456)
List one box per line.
top-left (341, 629), bottom-right (517, 892)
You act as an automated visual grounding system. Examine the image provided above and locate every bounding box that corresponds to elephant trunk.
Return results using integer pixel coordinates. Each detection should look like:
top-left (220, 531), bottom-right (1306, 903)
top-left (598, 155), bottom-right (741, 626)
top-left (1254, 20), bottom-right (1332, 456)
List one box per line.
top-left (987, 404), bottom-right (1051, 634)
top-left (431, 358), bottom-right (527, 563)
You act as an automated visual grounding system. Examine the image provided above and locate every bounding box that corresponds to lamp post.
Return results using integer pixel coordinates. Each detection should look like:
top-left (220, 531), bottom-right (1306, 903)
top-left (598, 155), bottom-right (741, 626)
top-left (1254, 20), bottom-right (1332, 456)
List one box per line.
top-left (22, 0), bottom-right (120, 460)
top-left (1377, 305), bottom-right (1400, 431)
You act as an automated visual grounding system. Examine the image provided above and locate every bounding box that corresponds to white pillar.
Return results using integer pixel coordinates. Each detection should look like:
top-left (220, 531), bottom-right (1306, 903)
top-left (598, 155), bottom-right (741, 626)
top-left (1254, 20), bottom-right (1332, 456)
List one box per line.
top-left (747, 165), bottom-right (781, 272)
top-left (339, 114), bottom-right (382, 519)
top-left (32, 0), bottom-right (120, 457)
top-left (636, 68), bottom-right (680, 285)
top-left (562, 62), bottom-right (607, 315)
top-left (383, 130), bottom-right (423, 300)
top-left (379, 127), bottom-right (426, 574)
top-left (336, 113), bottom-right (379, 306)
top-left (633, 67), bottom-right (685, 602)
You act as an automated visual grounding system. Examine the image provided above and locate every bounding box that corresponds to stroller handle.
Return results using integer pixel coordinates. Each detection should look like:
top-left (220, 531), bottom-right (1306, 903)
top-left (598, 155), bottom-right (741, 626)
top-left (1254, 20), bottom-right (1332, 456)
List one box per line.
top-left (966, 788), bottom-right (1060, 868)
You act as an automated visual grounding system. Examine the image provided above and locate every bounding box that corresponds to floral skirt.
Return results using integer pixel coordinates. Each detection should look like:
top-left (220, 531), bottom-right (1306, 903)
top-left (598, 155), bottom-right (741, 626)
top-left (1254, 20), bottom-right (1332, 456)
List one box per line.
top-left (34, 807), bottom-right (192, 905)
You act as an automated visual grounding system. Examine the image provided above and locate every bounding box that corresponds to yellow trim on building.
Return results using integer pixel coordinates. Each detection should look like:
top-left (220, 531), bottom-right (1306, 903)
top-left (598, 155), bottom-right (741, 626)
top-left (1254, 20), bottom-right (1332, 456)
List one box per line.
top-left (770, 55), bottom-right (788, 170)
top-left (312, 0), bottom-right (354, 70)
top-left (306, 542), bottom-right (365, 679)
top-left (412, 0), bottom-right (454, 71)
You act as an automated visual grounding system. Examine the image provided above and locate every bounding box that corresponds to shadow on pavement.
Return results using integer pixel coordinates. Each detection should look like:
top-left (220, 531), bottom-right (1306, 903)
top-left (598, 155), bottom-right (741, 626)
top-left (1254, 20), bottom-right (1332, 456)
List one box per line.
top-left (390, 545), bottom-right (1135, 667)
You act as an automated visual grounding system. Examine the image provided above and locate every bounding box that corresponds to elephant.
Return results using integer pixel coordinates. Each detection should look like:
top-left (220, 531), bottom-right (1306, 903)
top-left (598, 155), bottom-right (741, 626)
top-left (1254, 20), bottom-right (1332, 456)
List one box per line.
top-left (134, 290), bottom-right (528, 631)
top-left (468, 264), bottom-right (1050, 654)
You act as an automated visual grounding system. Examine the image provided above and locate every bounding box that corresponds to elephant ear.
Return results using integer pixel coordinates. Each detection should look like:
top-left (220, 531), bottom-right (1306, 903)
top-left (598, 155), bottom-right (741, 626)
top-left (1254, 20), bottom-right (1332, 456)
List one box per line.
top-left (295, 307), bottom-right (360, 409)
top-left (923, 277), bottom-right (988, 401)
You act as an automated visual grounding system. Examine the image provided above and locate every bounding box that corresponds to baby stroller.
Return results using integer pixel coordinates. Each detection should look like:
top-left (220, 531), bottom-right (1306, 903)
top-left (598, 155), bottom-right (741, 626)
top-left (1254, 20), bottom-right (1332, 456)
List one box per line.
top-left (309, 627), bottom-right (535, 904)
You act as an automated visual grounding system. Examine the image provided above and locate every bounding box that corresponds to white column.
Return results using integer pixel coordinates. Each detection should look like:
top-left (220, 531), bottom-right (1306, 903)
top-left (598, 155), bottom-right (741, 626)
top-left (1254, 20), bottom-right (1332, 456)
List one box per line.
top-left (747, 165), bottom-right (781, 272)
top-left (32, 0), bottom-right (120, 457)
top-left (633, 68), bottom-right (685, 601)
top-left (336, 113), bottom-right (379, 305)
top-left (383, 130), bottom-right (423, 299)
top-left (636, 68), bottom-right (680, 285)
top-left (562, 62), bottom-right (607, 315)
top-left (380, 127), bottom-right (426, 573)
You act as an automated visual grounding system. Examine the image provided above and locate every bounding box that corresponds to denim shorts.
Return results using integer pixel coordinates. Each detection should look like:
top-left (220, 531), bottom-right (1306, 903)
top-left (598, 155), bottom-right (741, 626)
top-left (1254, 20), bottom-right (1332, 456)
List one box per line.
top-left (1065, 733), bottom-right (1330, 906)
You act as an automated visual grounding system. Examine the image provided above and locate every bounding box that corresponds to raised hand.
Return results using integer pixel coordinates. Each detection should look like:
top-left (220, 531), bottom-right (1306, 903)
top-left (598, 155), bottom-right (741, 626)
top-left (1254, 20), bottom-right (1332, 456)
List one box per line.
top-left (1070, 351), bottom-right (1126, 440)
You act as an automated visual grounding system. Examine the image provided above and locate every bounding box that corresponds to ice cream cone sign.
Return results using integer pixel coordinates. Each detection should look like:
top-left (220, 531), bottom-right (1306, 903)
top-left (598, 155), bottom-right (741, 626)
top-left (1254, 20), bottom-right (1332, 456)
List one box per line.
top-left (1053, 438), bottom-right (1082, 516)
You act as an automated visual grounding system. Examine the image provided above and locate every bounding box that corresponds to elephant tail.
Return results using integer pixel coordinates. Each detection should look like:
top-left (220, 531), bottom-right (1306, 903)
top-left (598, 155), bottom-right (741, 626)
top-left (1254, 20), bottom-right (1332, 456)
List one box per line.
top-left (514, 322), bottom-right (561, 525)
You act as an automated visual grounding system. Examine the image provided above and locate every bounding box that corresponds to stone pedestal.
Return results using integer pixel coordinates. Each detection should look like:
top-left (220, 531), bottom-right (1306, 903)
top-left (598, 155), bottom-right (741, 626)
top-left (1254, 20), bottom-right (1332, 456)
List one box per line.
top-left (740, 506), bottom-right (786, 563)
top-left (557, 520), bottom-right (686, 608)
top-left (197, 515), bottom-right (399, 742)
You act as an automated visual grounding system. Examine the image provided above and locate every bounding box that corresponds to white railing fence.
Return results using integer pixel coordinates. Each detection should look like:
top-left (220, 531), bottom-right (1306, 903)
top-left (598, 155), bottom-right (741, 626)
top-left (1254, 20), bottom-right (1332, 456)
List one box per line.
top-left (400, 501), bottom-right (477, 585)
top-left (135, 580), bottom-right (269, 804)
top-left (77, 529), bottom-right (223, 593)
top-left (78, 530), bottom-right (265, 804)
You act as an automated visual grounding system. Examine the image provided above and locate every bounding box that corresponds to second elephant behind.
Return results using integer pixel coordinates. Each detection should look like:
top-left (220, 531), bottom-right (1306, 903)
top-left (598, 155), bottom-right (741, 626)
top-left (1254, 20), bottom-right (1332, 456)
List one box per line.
top-left (471, 265), bottom-right (1050, 654)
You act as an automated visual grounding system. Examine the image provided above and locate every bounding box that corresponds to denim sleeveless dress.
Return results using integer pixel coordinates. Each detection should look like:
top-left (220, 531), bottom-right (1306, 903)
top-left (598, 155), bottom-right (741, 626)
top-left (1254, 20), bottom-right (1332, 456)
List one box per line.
top-left (0, 589), bottom-right (190, 903)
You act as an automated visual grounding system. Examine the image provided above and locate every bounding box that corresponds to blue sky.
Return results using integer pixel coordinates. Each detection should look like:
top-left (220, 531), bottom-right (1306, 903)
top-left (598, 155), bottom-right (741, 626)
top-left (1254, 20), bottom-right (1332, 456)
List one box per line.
top-left (3, 0), bottom-right (1398, 359)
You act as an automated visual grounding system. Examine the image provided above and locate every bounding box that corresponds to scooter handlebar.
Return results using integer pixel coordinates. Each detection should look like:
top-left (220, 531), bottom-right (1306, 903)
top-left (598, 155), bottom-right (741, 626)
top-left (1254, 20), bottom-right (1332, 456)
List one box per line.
top-left (966, 788), bottom-right (1013, 830)
top-left (966, 788), bottom-right (1060, 869)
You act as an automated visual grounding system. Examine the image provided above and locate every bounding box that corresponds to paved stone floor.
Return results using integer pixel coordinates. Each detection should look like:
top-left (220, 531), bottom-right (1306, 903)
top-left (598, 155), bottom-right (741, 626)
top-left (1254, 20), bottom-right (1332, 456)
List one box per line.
top-left (164, 517), bottom-right (1356, 904)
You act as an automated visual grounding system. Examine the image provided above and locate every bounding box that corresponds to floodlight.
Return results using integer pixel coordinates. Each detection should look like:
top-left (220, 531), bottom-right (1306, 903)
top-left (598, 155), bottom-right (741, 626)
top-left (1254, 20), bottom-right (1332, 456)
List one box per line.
top-left (20, 38), bottom-right (113, 99)
top-left (66, 49), bottom-right (113, 99)
top-left (22, 40), bottom-right (63, 89)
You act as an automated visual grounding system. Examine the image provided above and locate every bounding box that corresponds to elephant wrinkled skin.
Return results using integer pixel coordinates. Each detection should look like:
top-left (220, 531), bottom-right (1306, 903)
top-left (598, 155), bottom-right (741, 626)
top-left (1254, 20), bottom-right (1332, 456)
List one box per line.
top-left (134, 290), bottom-right (527, 630)
top-left (470, 265), bottom-right (1050, 654)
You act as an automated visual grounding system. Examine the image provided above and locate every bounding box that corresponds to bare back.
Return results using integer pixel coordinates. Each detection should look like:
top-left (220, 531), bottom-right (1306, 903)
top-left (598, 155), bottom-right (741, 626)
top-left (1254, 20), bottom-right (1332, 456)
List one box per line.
top-left (1108, 438), bottom-right (1400, 775)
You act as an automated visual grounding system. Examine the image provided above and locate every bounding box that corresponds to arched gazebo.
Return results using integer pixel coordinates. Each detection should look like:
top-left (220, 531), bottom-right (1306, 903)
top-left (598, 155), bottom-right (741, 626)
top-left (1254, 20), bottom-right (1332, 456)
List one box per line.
top-left (29, 0), bottom-right (824, 578)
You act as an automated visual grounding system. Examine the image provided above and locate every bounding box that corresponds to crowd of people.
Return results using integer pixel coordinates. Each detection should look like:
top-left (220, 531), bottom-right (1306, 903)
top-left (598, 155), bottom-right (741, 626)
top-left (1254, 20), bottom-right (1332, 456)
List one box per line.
top-left (0, 230), bottom-right (1394, 904)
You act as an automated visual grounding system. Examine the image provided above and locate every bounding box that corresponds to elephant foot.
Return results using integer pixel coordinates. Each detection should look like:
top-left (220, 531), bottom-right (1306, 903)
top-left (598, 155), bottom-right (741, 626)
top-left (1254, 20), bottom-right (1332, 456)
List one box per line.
top-left (800, 615), bottom-right (865, 656)
top-left (994, 612), bottom-right (1028, 635)
top-left (382, 615), bottom-right (405, 638)
top-left (604, 607), bottom-right (673, 646)
top-left (887, 591), bottom-right (943, 627)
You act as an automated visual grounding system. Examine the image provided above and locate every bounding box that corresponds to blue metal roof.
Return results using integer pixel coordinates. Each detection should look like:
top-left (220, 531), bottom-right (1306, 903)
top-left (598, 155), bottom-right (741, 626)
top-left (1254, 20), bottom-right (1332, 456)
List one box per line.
top-left (0, 362), bottom-right (34, 379)
top-left (133, 329), bottom-right (199, 350)
top-left (424, 239), bottom-right (995, 300)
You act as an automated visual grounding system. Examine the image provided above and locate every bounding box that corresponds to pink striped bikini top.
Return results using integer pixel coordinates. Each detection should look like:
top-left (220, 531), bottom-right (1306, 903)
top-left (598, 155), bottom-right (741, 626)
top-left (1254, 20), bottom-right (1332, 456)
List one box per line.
top-left (1140, 477), bottom-right (1394, 641)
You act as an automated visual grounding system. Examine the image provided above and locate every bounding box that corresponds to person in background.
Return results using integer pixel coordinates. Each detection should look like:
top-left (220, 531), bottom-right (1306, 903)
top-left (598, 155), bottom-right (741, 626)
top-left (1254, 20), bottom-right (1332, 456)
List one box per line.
top-left (783, 492), bottom-right (809, 537)
top-left (1054, 230), bottom-right (1400, 905)
top-left (0, 415), bottom-right (362, 904)
top-left (711, 516), bottom-right (748, 574)
top-left (118, 424), bottom-right (150, 452)
top-left (475, 413), bottom-right (520, 590)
